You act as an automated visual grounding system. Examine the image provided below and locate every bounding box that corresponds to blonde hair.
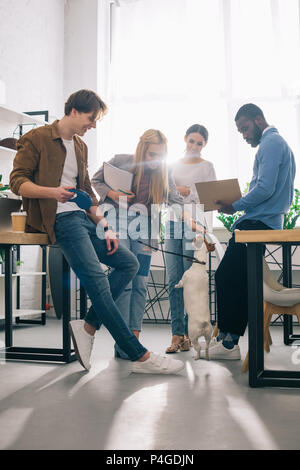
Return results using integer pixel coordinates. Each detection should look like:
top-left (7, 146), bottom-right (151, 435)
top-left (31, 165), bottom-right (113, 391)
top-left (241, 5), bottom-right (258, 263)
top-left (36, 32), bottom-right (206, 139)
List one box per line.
top-left (131, 129), bottom-right (168, 205)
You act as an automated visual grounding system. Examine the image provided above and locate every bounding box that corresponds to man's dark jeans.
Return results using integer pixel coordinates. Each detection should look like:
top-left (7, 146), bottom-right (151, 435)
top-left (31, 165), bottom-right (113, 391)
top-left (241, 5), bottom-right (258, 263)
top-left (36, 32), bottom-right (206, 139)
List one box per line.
top-left (215, 219), bottom-right (272, 336)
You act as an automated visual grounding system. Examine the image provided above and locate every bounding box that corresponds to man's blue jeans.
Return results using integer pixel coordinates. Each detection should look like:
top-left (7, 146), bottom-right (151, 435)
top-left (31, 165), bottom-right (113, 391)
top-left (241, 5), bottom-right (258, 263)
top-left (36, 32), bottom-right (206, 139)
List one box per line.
top-left (108, 212), bottom-right (152, 359)
top-left (54, 211), bottom-right (147, 361)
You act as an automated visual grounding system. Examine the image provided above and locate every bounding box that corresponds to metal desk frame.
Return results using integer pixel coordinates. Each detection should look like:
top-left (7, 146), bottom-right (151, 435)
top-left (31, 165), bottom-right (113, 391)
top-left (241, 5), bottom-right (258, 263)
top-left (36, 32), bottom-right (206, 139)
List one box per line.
top-left (237, 230), bottom-right (300, 388)
top-left (0, 240), bottom-right (77, 363)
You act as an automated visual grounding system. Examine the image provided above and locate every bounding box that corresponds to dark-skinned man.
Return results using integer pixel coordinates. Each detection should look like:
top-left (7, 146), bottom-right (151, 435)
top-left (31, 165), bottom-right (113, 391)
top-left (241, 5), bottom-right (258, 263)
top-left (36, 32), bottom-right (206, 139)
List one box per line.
top-left (206, 103), bottom-right (296, 360)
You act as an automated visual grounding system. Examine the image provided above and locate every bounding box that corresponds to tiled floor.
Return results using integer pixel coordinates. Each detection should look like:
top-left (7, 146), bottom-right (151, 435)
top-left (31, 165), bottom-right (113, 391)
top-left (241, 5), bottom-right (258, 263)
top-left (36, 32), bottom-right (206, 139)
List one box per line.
top-left (0, 319), bottom-right (300, 450)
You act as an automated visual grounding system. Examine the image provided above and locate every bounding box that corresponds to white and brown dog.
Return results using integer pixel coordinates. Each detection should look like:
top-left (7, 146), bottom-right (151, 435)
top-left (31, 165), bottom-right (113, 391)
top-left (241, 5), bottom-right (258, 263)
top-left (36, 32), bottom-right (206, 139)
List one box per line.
top-left (175, 234), bottom-right (213, 360)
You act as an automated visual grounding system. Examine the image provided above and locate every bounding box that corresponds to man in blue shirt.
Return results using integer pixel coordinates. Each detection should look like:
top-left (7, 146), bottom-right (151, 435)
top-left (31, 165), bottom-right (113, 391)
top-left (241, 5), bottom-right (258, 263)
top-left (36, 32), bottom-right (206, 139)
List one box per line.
top-left (208, 103), bottom-right (296, 360)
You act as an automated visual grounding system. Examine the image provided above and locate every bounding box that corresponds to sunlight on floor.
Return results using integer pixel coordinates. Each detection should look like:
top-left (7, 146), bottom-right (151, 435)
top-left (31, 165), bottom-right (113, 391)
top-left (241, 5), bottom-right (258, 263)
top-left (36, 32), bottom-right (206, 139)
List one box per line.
top-left (226, 395), bottom-right (278, 450)
top-left (105, 383), bottom-right (168, 450)
top-left (0, 408), bottom-right (33, 449)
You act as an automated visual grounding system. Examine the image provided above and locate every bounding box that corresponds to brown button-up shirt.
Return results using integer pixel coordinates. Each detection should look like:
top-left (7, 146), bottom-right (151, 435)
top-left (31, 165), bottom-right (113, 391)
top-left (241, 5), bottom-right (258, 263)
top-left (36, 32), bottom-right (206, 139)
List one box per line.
top-left (10, 120), bottom-right (98, 244)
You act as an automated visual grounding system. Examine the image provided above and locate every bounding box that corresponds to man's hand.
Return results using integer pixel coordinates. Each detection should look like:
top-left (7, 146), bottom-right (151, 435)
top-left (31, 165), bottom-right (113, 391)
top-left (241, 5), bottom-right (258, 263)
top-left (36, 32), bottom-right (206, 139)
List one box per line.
top-left (215, 200), bottom-right (235, 214)
top-left (105, 229), bottom-right (119, 255)
top-left (52, 186), bottom-right (76, 203)
top-left (18, 181), bottom-right (77, 201)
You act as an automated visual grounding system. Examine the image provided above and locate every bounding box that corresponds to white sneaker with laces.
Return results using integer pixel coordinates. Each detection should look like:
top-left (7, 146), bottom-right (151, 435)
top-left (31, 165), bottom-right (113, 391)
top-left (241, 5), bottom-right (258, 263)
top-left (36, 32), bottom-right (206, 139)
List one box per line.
top-left (69, 320), bottom-right (95, 371)
top-left (132, 352), bottom-right (185, 375)
top-left (202, 337), bottom-right (241, 360)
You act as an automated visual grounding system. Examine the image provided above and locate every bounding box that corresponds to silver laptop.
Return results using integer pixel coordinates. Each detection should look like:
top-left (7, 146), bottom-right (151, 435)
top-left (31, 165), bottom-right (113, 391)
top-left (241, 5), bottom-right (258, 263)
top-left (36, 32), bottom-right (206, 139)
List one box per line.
top-left (0, 197), bottom-right (22, 231)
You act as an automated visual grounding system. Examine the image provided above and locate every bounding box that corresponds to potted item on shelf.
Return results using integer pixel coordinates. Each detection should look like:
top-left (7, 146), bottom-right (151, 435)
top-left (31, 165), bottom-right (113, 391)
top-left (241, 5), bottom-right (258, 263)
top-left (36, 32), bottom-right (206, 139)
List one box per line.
top-left (16, 260), bottom-right (24, 274)
top-left (0, 173), bottom-right (10, 191)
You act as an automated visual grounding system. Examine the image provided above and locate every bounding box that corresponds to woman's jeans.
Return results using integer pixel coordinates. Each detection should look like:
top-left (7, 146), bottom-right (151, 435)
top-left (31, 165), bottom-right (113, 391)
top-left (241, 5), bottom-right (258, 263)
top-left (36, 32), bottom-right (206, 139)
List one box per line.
top-left (165, 220), bottom-right (194, 337)
top-left (54, 211), bottom-right (147, 361)
top-left (113, 213), bottom-right (152, 359)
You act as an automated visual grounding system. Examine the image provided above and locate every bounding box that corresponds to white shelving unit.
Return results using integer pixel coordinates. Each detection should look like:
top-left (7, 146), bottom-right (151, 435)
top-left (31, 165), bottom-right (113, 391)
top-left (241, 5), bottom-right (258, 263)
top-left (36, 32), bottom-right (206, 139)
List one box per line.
top-left (0, 105), bottom-right (48, 324)
top-left (0, 105), bottom-right (47, 126)
top-left (0, 256), bottom-right (48, 324)
top-left (0, 145), bottom-right (16, 160)
top-left (0, 310), bottom-right (45, 320)
top-left (0, 272), bottom-right (46, 278)
top-left (0, 105), bottom-right (47, 185)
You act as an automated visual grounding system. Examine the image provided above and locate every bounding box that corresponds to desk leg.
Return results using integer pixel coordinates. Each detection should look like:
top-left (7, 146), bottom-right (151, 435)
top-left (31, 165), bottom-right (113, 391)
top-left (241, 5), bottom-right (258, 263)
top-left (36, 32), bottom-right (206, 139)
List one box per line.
top-left (80, 283), bottom-right (87, 320)
top-left (4, 246), bottom-right (13, 348)
top-left (247, 243), bottom-right (264, 387)
top-left (16, 246), bottom-right (20, 309)
top-left (282, 245), bottom-right (293, 345)
top-left (62, 254), bottom-right (72, 362)
top-left (41, 246), bottom-right (47, 325)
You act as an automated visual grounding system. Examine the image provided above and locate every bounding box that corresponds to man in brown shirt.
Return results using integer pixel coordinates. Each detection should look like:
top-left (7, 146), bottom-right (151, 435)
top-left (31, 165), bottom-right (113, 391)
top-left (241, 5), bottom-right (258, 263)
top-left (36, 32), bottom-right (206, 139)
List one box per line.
top-left (9, 89), bottom-right (184, 376)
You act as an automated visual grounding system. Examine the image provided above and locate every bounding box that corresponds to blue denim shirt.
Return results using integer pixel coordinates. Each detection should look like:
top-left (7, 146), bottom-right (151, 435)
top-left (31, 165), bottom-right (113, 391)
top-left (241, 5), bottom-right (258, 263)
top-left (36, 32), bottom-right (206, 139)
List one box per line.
top-left (232, 127), bottom-right (296, 230)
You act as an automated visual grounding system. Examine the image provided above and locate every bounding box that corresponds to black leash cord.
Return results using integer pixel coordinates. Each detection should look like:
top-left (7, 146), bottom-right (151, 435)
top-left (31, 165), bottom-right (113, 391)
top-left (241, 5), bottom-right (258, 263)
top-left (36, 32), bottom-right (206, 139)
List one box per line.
top-left (137, 240), bottom-right (206, 265)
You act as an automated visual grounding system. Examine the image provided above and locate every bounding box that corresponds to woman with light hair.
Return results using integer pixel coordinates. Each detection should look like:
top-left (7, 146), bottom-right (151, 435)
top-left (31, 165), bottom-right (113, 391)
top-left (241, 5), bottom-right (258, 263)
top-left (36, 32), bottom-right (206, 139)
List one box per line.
top-left (92, 129), bottom-right (206, 359)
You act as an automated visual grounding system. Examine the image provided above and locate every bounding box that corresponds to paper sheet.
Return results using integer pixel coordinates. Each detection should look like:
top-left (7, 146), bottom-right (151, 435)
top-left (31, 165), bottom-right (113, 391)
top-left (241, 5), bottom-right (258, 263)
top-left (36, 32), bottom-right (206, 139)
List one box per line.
top-left (103, 161), bottom-right (133, 193)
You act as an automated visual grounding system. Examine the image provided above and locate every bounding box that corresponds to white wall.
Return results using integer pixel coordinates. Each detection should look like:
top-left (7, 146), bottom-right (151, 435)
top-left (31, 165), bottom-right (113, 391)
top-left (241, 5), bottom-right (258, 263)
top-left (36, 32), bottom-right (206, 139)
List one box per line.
top-left (0, 0), bottom-right (65, 119)
top-left (0, 0), bottom-right (65, 311)
top-left (0, 0), bottom-right (108, 313)
top-left (64, 0), bottom-right (104, 175)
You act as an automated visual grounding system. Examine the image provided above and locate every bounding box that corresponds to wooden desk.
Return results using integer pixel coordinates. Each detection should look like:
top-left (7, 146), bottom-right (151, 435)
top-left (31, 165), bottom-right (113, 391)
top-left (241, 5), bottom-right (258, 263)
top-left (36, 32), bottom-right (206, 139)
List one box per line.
top-left (235, 229), bottom-right (300, 388)
top-left (0, 232), bottom-right (76, 363)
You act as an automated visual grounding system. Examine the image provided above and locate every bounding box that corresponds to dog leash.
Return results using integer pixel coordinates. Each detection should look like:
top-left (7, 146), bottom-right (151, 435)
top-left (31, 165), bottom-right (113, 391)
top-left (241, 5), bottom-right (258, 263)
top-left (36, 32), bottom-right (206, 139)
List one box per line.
top-left (137, 240), bottom-right (206, 265)
top-left (103, 209), bottom-right (207, 265)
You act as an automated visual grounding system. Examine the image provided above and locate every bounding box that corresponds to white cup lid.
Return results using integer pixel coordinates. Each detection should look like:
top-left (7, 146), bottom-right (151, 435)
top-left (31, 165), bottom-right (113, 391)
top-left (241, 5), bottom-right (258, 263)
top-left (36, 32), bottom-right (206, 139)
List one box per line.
top-left (11, 212), bottom-right (27, 216)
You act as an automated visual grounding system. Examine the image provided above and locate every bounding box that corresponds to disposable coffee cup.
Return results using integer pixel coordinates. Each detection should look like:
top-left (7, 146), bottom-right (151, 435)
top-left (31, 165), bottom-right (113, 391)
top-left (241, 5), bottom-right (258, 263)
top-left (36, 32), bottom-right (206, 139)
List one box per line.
top-left (11, 211), bottom-right (27, 232)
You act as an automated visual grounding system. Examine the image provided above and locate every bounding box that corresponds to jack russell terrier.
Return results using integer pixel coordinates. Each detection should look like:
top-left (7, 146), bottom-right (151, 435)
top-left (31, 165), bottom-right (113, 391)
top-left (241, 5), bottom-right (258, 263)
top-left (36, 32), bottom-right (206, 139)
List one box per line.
top-left (175, 233), bottom-right (213, 360)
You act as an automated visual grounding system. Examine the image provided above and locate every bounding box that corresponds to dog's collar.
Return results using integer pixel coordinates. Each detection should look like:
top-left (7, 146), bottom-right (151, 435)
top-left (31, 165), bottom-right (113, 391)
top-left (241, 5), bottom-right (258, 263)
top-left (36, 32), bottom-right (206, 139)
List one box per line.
top-left (190, 259), bottom-right (206, 266)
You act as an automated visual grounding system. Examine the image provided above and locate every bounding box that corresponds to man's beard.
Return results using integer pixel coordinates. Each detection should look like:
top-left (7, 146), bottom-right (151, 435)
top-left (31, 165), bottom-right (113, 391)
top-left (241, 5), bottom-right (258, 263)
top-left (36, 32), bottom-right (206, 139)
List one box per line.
top-left (251, 123), bottom-right (263, 147)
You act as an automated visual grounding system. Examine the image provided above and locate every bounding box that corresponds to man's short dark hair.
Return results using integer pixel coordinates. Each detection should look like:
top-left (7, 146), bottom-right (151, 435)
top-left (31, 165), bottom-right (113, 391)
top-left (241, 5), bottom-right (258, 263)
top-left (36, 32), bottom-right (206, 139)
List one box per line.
top-left (64, 89), bottom-right (108, 119)
top-left (235, 103), bottom-right (265, 122)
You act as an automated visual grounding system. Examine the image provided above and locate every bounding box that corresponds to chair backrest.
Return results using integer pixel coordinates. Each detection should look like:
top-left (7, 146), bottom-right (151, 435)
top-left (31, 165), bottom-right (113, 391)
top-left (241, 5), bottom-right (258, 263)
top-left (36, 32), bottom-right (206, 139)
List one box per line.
top-left (263, 258), bottom-right (283, 292)
top-left (262, 258), bottom-right (300, 307)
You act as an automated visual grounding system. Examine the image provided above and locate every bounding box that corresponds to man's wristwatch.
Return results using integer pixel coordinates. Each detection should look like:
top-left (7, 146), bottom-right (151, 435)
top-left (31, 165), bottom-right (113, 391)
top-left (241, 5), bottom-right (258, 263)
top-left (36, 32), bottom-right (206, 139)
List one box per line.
top-left (104, 225), bottom-right (113, 232)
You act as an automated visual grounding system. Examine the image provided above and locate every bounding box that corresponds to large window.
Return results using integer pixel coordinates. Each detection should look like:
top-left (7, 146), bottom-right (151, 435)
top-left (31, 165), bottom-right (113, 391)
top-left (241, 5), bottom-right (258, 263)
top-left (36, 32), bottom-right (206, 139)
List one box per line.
top-left (99, 0), bottom-right (300, 202)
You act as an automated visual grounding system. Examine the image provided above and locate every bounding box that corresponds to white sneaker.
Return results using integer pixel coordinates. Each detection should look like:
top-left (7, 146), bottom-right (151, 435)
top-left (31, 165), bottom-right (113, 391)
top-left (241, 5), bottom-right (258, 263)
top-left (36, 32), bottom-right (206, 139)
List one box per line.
top-left (203, 337), bottom-right (241, 361)
top-left (69, 320), bottom-right (95, 371)
top-left (132, 352), bottom-right (185, 375)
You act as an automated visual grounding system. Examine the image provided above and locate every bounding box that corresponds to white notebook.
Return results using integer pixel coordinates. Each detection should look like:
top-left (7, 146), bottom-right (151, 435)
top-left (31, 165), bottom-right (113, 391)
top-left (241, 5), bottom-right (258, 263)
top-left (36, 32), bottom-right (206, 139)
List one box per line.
top-left (103, 161), bottom-right (133, 193)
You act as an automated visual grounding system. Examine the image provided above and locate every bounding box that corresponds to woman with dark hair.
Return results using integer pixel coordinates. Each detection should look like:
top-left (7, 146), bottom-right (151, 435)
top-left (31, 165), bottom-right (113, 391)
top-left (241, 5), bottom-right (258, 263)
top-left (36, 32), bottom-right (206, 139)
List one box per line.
top-left (165, 124), bottom-right (217, 354)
